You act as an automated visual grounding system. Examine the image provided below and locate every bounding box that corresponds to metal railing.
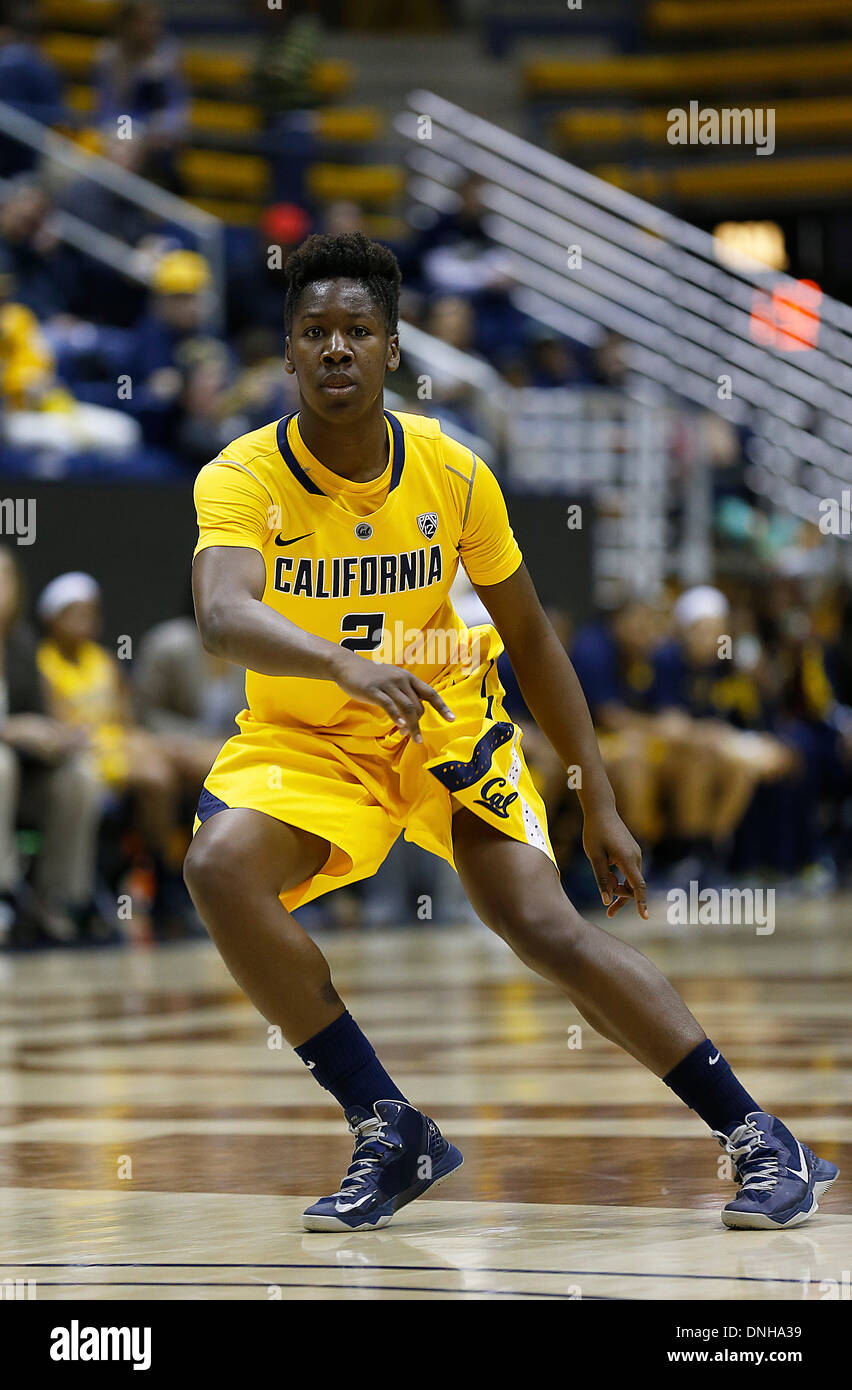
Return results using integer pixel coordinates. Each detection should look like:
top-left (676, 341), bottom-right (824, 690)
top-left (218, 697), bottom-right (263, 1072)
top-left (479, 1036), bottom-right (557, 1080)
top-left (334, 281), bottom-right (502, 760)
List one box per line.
top-left (0, 100), bottom-right (225, 328)
top-left (395, 90), bottom-right (852, 536)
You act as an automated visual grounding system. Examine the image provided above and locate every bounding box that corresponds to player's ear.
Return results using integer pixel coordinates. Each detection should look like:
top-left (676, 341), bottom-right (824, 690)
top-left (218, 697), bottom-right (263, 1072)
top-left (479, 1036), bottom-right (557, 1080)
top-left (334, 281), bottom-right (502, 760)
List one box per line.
top-left (283, 336), bottom-right (295, 375)
top-left (386, 332), bottom-right (400, 373)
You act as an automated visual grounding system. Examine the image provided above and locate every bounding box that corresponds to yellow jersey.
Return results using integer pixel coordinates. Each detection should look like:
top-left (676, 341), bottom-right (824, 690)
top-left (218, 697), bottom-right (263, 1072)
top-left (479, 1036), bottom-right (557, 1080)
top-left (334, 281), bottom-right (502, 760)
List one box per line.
top-left (37, 638), bottom-right (128, 784)
top-left (193, 409), bottom-right (523, 737)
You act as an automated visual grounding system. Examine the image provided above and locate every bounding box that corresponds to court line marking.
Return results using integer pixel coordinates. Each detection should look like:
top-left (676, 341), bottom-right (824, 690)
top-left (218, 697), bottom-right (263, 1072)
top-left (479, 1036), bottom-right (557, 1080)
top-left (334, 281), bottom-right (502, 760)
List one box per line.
top-left (2, 1261), bottom-right (820, 1286)
top-left (18, 1280), bottom-right (615, 1299)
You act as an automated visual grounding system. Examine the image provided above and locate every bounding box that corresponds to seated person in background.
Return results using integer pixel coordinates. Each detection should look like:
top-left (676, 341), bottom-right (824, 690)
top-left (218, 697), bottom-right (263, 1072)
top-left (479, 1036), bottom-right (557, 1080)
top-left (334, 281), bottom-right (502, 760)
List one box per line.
top-left (650, 586), bottom-right (797, 874)
top-left (226, 204), bottom-right (311, 339)
top-left (421, 295), bottom-right (489, 436)
top-left (0, 178), bottom-right (73, 322)
top-left (0, 548), bottom-right (103, 944)
top-left (571, 598), bottom-right (670, 855)
top-left (410, 173), bottom-right (511, 300)
top-left (57, 132), bottom-right (159, 327)
top-left (176, 330), bottom-right (296, 470)
top-left (95, 0), bottom-right (187, 186)
top-left (0, 2), bottom-right (65, 177)
top-left (36, 573), bottom-right (189, 912)
top-left (745, 581), bottom-right (852, 877)
top-left (175, 339), bottom-right (236, 470)
top-left (0, 254), bottom-right (140, 458)
top-left (526, 329), bottom-right (586, 389)
top-left (407, 173), bottom-right (519, 360)
top-left (133, 609), bottom-right (245, 789)
top-left (122, 249), bottom-right (224, 452)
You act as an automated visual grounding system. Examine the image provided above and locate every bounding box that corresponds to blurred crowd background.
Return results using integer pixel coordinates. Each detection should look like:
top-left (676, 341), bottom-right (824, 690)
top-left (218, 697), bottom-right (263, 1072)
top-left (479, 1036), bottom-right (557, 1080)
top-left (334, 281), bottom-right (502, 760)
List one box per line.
top-left (0, 0), bottom-right (849, 946)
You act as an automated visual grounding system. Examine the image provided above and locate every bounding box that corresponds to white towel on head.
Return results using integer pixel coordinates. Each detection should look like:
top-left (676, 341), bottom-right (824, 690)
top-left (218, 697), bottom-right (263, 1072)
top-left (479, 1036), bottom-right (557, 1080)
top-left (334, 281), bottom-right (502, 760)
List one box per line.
top-left (673, 585), bottom-right (729, 628)
top-left (37, 571), bottom-right (100, 622)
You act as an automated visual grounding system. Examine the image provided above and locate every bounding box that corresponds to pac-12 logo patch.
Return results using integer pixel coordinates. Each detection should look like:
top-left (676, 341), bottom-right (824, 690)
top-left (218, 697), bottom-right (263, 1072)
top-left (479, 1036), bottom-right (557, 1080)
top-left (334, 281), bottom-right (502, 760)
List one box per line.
top-left (354, 522), bottom-right (373, 539)
top-left (417, 512), bottom-right (439, 539)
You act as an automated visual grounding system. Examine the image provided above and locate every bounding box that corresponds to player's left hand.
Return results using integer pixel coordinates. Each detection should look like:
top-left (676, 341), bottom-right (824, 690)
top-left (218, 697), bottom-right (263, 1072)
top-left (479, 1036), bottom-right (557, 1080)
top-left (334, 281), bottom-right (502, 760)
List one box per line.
top-left (582, 806), bottom-right (648, 920)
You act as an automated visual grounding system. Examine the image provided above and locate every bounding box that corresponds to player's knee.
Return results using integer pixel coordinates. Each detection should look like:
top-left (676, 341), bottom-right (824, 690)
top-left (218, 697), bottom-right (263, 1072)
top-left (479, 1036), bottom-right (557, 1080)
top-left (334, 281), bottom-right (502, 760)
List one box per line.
top-left (183, 824), bottom-right (242, 908)
top-left (491, 895), bottom-right (587, 974)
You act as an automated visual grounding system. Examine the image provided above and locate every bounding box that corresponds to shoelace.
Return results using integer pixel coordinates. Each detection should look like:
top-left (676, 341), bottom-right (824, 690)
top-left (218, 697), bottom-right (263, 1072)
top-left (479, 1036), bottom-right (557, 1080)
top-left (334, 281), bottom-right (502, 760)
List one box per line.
top-left (714, 1120), bottom-right (781, 1192)
top-left (330, 1115), bottom-right (396, 1199)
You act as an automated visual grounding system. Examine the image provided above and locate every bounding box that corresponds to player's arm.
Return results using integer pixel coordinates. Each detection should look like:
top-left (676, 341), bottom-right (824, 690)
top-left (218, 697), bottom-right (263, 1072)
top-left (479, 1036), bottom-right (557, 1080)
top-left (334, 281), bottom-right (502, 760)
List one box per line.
top-left (473, 562), bottom-right (647, 919)
top-left (192, 546), bottom-right (453, 742)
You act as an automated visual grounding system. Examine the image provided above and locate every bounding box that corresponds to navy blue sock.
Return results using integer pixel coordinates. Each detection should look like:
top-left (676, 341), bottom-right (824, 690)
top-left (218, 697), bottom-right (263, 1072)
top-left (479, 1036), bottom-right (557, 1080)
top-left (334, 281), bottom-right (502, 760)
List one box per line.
top-left (294, 1011), bottom-right (407, 1116)
top-left (663, 1039), bottom-right (760, 1134)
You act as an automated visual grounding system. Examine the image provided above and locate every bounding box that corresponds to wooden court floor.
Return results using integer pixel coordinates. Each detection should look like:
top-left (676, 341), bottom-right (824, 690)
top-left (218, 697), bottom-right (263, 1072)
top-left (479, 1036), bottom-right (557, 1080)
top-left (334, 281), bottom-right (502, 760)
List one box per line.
top-left (0, 892), bottom-right (849, 1301)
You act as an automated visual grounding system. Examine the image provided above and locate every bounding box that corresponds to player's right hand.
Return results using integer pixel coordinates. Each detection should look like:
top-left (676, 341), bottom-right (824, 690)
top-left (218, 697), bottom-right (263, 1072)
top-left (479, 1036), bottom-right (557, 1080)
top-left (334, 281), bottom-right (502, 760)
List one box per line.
top-left (333, 654), bottom-right (455, 744)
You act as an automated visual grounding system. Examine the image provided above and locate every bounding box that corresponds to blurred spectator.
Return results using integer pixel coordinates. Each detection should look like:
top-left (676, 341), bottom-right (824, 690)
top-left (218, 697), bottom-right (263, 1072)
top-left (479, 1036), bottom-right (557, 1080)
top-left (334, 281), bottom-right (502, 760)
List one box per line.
top-left (95, 0), bottom-right (188, 186)
top-left (58, 131), bottom-right (156, 248)
top-left (226, 203), bottom-right (311, 338)
top-left (54, 131), bottom-right (163, 327)
top-left (177, 322), bottom-right (299, 469)
top-left (0, 252), bottom-right (140, 458)
top-left (527, 328), bottom-right (585, 389)
top-left (0, 548), bottom-right (103, 944)
top-left (827, 587), bottom-right (852, 709)
top-left (0, 1), bottom-right (65, 177)
top-left (175, 338), bottom-right (234, 467)
top-left (421, 295), bottom-right (485, 434)
top-left (134, 613), bottom-right (243, 736)
top-left (36, 572), bottom-right (193, 922)
top-left (133, 612), bottom-right (244, 787)
top-left (0, 178), bottom-right (73, 321)
top-left (122, 248), bottom-right (225, 450)
top-left (323, 200), bottom-right (367, 237)
top-left (218, 327), bottom-right (296, 426)
top-left (571, 599), bottom-right (670, 855)
top-left (592, 330), bottom-right (631, 388)
top-left (740, 577), bottom-right (851, 876)
top-left (568, 588), bottom-right (819, 883)
top-left (412, 173), bottom-right (511, 298)
top-left (407, 173), bottom-right (525, 359)
top-left (649, 586), bottom-right (798, 875)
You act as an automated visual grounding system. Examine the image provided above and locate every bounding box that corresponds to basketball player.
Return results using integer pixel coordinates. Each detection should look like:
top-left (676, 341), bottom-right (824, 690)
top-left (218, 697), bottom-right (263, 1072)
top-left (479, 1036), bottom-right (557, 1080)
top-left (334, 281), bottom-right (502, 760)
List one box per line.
top-left (184, 233), bottom-right (837, 1232)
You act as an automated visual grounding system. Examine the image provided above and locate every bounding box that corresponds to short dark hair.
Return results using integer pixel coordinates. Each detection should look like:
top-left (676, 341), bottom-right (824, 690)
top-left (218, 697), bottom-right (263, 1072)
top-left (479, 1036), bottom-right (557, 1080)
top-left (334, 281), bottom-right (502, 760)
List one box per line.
top-left (284, 232), bottom-right (401, 336)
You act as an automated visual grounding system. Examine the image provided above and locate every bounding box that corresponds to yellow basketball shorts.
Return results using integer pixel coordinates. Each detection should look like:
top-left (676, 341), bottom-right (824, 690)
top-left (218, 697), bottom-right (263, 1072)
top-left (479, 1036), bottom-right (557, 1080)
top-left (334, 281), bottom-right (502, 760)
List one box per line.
top-left (193, 624), bottom-right (556, 911)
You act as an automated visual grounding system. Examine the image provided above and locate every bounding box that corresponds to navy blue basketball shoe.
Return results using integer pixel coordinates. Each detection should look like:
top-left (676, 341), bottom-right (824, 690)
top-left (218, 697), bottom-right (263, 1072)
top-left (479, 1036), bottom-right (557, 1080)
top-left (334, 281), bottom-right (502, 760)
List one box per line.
top-left (302, 1100), bottom-right (464, 1232)
top-left (715, 1112), bottom-right (839, 1229)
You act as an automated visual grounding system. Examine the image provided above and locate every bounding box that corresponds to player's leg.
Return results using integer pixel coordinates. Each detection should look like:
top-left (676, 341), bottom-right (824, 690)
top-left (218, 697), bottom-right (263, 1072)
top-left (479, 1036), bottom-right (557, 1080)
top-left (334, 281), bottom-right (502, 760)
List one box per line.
top-left (183, 806), bottom-right (345, 1043)
top-left (452, 805), bottom-right (704, 1074)
top-left (184, 807), bottom-right (463, 1229)
top-left (452, 807), bottom-right (838, 1228)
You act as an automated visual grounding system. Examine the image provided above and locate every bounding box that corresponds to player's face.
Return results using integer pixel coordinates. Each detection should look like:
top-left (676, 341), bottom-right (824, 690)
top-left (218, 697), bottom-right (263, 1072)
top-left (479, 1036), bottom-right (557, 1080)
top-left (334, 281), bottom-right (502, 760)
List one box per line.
top-left (284, 278), bottom-right (399, 421)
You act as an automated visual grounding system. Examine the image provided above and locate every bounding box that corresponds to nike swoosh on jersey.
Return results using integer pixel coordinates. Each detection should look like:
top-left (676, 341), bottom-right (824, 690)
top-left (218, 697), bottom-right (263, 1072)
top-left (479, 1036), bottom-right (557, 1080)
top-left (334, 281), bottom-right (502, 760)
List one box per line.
top-left (708, 1052), bottom-right (721, 1065)
top-left (275, 532), bottom-right (315, 546)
